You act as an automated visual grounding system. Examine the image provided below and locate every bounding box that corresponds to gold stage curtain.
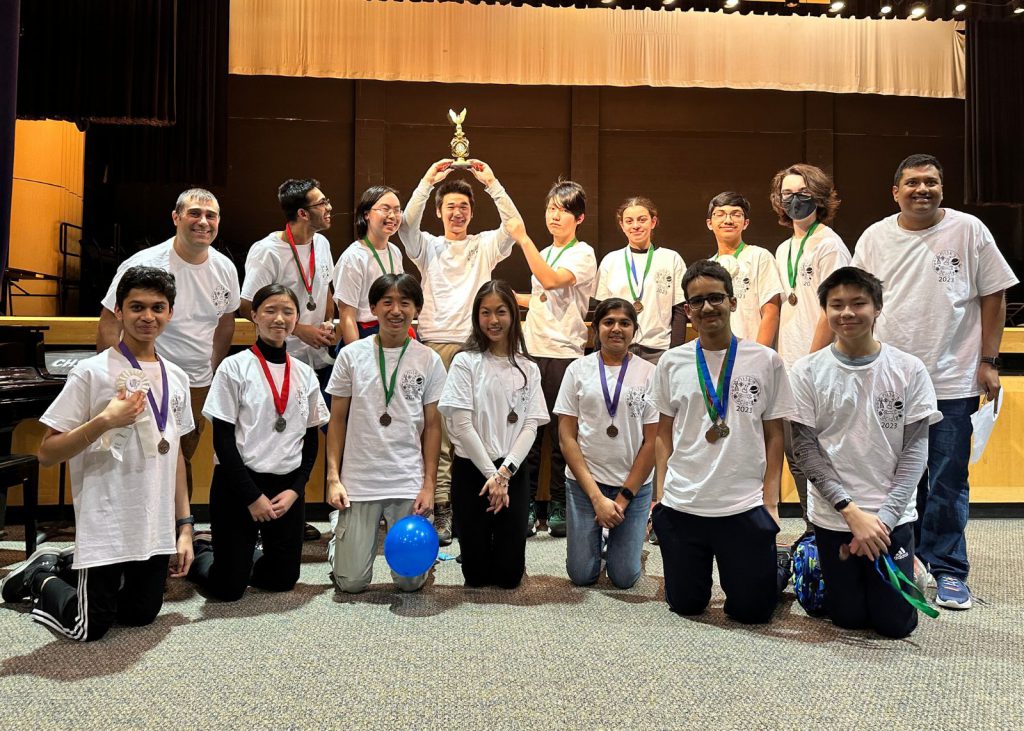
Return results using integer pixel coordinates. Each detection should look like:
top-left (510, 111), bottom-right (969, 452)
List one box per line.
top-left (230, 2), bottom-right (965, 99)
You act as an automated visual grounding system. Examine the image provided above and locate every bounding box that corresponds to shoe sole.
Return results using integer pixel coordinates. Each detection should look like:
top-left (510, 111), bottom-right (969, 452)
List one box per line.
top-left (1, 547), bottom-right (63, 603)
top-left (935, 596), bottom-right (972, 610)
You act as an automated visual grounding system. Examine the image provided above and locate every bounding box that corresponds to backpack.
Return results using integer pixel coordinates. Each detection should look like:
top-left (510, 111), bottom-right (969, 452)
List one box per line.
top-left (792, 533), bottom-right (828, 616)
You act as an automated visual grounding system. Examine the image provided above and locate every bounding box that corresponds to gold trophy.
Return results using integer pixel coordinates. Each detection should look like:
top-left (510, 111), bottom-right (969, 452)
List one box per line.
top-left (448, 108), bottom-right (472, 168)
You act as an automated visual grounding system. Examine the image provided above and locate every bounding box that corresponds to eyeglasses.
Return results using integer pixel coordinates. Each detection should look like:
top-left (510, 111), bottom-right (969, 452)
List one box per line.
top-left (710, 210), bottom-right (746, 221)
top-left (371, 206), bottom-right (403, 217)
top-left (685, 292), bottom-right (729, 308)
top-left (306, 198), bottom-right (332, 210)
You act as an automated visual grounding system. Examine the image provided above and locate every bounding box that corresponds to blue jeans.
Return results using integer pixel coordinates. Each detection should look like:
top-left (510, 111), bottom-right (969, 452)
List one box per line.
top-left (565, 478), bottom-right (652, 589)
top-left (916, 396), bottom-right (977, 580)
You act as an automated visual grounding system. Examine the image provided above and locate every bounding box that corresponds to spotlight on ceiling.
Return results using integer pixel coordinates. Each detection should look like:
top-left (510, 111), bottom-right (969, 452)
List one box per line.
top-left (1014, 0), bottom-right (1024, 14)
top-left (909, 3), bottom-right (927, 18)
top-left (954, 2), bottom-right (966, 11)
top-left (880, 3), bottom-right (893, 12)
top-left (662, 0), bottom-right (677, 5)
top-left (829, 0), bottom-right (845, 11)
top-left (724, 0), bottom-right (740, 8)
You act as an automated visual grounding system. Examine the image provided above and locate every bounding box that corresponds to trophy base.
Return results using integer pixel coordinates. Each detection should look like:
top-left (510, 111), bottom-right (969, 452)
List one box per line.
top-left (450, 159), bottom-right (473, 169)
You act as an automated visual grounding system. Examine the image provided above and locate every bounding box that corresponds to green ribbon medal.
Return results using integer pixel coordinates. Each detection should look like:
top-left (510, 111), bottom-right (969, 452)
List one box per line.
top-left (362, 236), bottom-right (395, 276)
top-left (375, 335), bottom-right (411, 427)
top-left (624, 245), bottom-right (654, 313)
top-left (876, 554), bottom-right (940, 619)
top-left (785, 221), bottom-right (819, 305)
top-left (539, 237), bottom-right (577, 302)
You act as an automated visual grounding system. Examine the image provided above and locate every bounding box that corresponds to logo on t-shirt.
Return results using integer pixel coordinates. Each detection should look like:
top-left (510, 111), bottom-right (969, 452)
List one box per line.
top-left (297, 393), bottom-right (310, 422)
top-left (875, 391), bottom-right (905, 430)
top-left (400, 370), bottom-right (426, 401)
top-left (732, 274), bottom-right (751, 300)
top-left (626, 386), bottom-right (647, 419)
top-left (465, 243), bottom-right (480, 263)
top-left (318, 261), bottom-right (332, 284)
top-left (655, 270), bottom-right (672, 296)
top-left (933, 250), bottom-right (961, 284)
top-left (171, 390), bottom-right (187, 427)
top-left (211, 286), bottom-right (231, 315)
top-left (730, 376), bottom-right (761, 413)
top-left (800, 263), bottom-right (814, 287)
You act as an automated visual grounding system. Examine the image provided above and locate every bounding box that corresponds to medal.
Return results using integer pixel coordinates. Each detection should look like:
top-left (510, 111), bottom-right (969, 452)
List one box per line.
top-left (361, 236), bottom-right (395, 276)
top-left (507, 410), bottom-right (519, 424)
top-left (539, 293), bottom-right (547, 302)
top-left (251, 344), bottom-right (292, 434)
top-left (376, 335), bottom-right (412, 429)
top-left (695, 335), bottom-right (738, 443)
top-left (788, 292), bottom-right (798, 306)
top-left (786, 221), bottom-right (819, 307)
top-left (117, 342), bottom-right (170, 454)
top-left (598, 351), bottom-right (631, 440)
top-left (537, 238), bottom-right (578, 306)
top-left (285, 222), bottom-right (318, 314)
top-left (624, 245), bottom-right (654, 315)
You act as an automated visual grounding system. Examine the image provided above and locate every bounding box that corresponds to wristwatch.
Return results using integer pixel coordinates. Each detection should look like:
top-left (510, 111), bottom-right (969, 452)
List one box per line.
top-left (834, 498), bottom-right (852, 512)
top-left (619, 487), bottom-right (636, 502)
top-left (980, 356), bottom-right (1002, 369)
top-left (502, 461), bottom-right (518, 476)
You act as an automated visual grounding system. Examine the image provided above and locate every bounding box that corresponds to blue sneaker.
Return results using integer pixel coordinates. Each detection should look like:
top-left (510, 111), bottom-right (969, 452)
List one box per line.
top-left (935, 574), bottom-right (972, 610)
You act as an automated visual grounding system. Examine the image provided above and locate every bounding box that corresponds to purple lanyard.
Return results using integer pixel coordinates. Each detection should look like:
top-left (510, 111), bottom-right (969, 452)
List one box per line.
top-left (117, 342), bottom-right (169, 435)
top-left (598, 352), bottom-right (630, 418)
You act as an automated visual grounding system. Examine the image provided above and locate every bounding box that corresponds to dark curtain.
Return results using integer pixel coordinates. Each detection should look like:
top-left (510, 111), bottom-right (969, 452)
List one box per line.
top-left (966, 19), bottom-right (1024, 206)
top-left (17, 0), bottom-right (176, 125)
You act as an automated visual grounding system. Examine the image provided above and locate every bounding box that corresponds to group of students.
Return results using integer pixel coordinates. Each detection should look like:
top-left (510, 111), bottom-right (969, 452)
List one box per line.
top-left (1, 153), bottom-right (1015, 644)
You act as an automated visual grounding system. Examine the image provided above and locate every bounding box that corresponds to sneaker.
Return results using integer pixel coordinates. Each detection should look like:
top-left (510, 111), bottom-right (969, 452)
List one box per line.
top-left (526, 502), bottom-right (537, 538)
top-left (1, 547), bottom-right (62, 603)
top-left (913, 556), bottom-right (933, 595)
top-left (548, 501), bottom-right (567, 538)
top-left (647, 516), bottom-right (659, 545)
top-left (303, 523), bottom-right (321, 541)
top-left (776, 545), bottom-right (793, 594)
top-left (935, 574), bottom-right (972, 610)
top-left (434, 502), bottom-right (453, 547)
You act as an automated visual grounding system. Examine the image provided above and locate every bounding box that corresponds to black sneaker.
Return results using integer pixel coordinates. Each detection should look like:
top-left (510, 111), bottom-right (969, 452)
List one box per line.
top-left (1, 547), bottom-right (63, 603)
top-left (526, 502), bottom-right (538, 538)
top-left (776, 544), bottom-right (793, 595)
top-left (548, 501), bottom-right (567, 538)
top-left (303, 523), bottom-right (321, 541)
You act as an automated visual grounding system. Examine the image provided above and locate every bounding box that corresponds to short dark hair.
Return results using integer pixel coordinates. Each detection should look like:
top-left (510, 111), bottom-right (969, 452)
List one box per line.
top-left (278, 178), bottom-right (320, 222)
top-left (368, 273), bottom-right (424, 310)
top-left (817, 266), bottom-right (884, 310)
top-left (115, 266), bottom-right (176, 309)
top-left (682, 259), bottom-right (734, 299)
top-left (546, 180), bottom-right (586, 219)
top-left (355, 185), bottom-right (400, 239)
top-left (251, 283), bottom-right (299, 313)
top-left (706, 192), bottom-right (750, 219)
top-left (894, 154), bottom-right (943, 187)
top-left (769, 163), bottom-right (841, 228)
top-left (435, 179), bottom-right (475, 212)
top-left (592, 297), bottom-right (640, 350)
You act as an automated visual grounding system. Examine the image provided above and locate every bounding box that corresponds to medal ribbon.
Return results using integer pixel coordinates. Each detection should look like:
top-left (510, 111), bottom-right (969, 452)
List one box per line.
top-left (543, 237), bottom-right (578, 268)
top-left (598, 352), bottom-right (631, 419)
top-left (285, 223), bottom-right (316, 300)
top-left (713, 241), bottom-right (745, 262)
top-left (624, 246), bottom-right (655, 303)
top-left (362, 236), bottom-right (395, 276)
top-left (695, 336), bottom-right (737, 424)
top-left (376, 335), bottom-right (412, 410)
top-left (786, 220), bottom-right (820, 290)
top-left (874, 554), bottom-right (940, 619)
top-left (251, 345), bottom-right (291, 417)
top-left (117, 342), bottom-right (169, 435)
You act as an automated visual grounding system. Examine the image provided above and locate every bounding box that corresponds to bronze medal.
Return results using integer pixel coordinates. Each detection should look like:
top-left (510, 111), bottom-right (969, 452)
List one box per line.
top-left (788, 292), bottom-right (798, 306)
top-left (274, 416), bottom-right (287, 433)
top-left (705, 426), bottom-right (720, 444)
top-left (306, 298), bottom-right (317, 312)
top-left (606, 424), bottom-right (619, 438)
top-left (633, 300), bottom-right (644, 314)
top-left (379, 412), bottom-right (392, 427)
top-left (507, 410), bottom-right (519, 424)
top-left (716, 422), bottom-right (730, 438)
top-left (539, 293), bottom-right (547, 302)
top-left (158, 438), bottom-right (170, 455)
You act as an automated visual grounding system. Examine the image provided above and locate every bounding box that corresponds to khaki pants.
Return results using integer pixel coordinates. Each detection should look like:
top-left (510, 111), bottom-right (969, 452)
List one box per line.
top-left (179, 385), bottom-right (210, 500)
top-left (327, 499), bottom-right (427, 593)
top-left (424, 341), bottom-right (462, 505)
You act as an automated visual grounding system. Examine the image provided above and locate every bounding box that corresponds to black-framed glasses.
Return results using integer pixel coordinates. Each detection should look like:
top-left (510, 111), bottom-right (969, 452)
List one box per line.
top-left (685, 292), bottom-right (728, 308)
top-left (306, 198), bottom-right (332, 210)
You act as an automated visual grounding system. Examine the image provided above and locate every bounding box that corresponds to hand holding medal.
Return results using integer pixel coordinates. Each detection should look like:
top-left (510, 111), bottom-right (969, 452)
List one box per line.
top-left (116, 343), bottom-right (172, 455)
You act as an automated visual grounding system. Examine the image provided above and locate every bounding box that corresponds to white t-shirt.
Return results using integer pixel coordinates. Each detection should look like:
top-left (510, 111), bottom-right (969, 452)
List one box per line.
top-left (325, 337), bottom-right (447, 500)
top-left (774, 224), bottom-right (852, 371)
top-left (596, 246), bottom-right (687, 351)
top-left (438, 351), bottom-right (549, 460)
top-left (398, 181), bottom-right (520, 343)
top-left (789, 344), bottom-right (942, 531)
top-left (202, 349), bottom-right (330, 475)
top-left (332, 238), bottom-right (406, 323)
top-left (554, 352), bottom-right (660, 487)
top-left (852, 210), bottom-right (1019, 399)
top-left (651, 339), bottom-right (796, 517)
top-left (524, 240), bottom-right (598, 358)
top-left (241, 232), bottom-right (335, 370)
top-left (39, 348), bottom-right (194, 569)
top-left (101, 239), bottom-right (241, 387)
top-left (710, 244), bottom-right (783, 343)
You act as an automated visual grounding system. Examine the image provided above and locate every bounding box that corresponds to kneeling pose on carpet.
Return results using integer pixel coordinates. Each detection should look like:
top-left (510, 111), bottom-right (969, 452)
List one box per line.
top-left (188, 284), bottom-right (329, 601)
top-left (438, 280), bottom-right (548, 589)
top-left (2, 267), bottom-right (194, 641)
top-left (789, 267), bottom-right (940, 638)
top-left (650, 260), bottom-right (796, 624)
top-left (555, 298), bottom-right (659, 589)
top-left (325, 274), bottom-right (447, 593)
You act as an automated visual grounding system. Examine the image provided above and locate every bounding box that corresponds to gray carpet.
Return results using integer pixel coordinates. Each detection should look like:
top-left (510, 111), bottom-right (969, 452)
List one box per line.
top-left (1, 518), bottom-right (1021, 730)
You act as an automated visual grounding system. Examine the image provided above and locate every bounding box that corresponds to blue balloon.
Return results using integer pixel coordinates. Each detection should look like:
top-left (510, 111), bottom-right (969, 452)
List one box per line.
top-left (384, 515), bottom-right (439, 578)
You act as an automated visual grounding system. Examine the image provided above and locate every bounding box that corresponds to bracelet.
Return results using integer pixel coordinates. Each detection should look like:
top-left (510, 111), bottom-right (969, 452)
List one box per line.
top-left (82, 423), bottom-right (96, 444)
top-left (493, 472), bottom-right (510, 489)
top-left (176, 515), bottom-right (196, 530)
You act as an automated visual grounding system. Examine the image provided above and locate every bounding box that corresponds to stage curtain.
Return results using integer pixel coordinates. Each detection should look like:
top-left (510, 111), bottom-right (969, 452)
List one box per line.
top-left (230, 2), bottom-right (965, 99)
top-left (966, 19), bottom-right (1024, 205)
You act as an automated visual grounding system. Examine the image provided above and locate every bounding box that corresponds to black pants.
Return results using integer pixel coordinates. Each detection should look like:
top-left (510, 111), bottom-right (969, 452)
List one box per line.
top-left (653, 503), bottom-right (780, 624)
top-left (815, 522), bottom-right (918, 639)
top-left (452, 456), bottom-right (530, 589)
top-left (190, 465), bottom-right (305, 601)
top-left (526, 356), bottom-right (574, 505)
top-left (30, 555), bottom-right (170, 642)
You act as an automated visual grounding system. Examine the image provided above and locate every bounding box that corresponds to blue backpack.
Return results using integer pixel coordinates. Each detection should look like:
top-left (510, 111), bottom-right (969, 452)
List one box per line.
top-left (792, 533), bottom-right (828, 617)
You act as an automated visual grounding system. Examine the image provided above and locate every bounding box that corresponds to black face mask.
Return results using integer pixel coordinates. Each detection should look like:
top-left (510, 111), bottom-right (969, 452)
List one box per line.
top-left (784, 193), bottom-right (817, 222)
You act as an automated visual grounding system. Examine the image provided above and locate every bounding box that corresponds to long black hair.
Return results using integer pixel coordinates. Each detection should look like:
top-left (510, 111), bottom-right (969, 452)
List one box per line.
top-left (592, 297), bottom-right (639, 351)
top-left (465, 279), bottom-right (532, 389)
